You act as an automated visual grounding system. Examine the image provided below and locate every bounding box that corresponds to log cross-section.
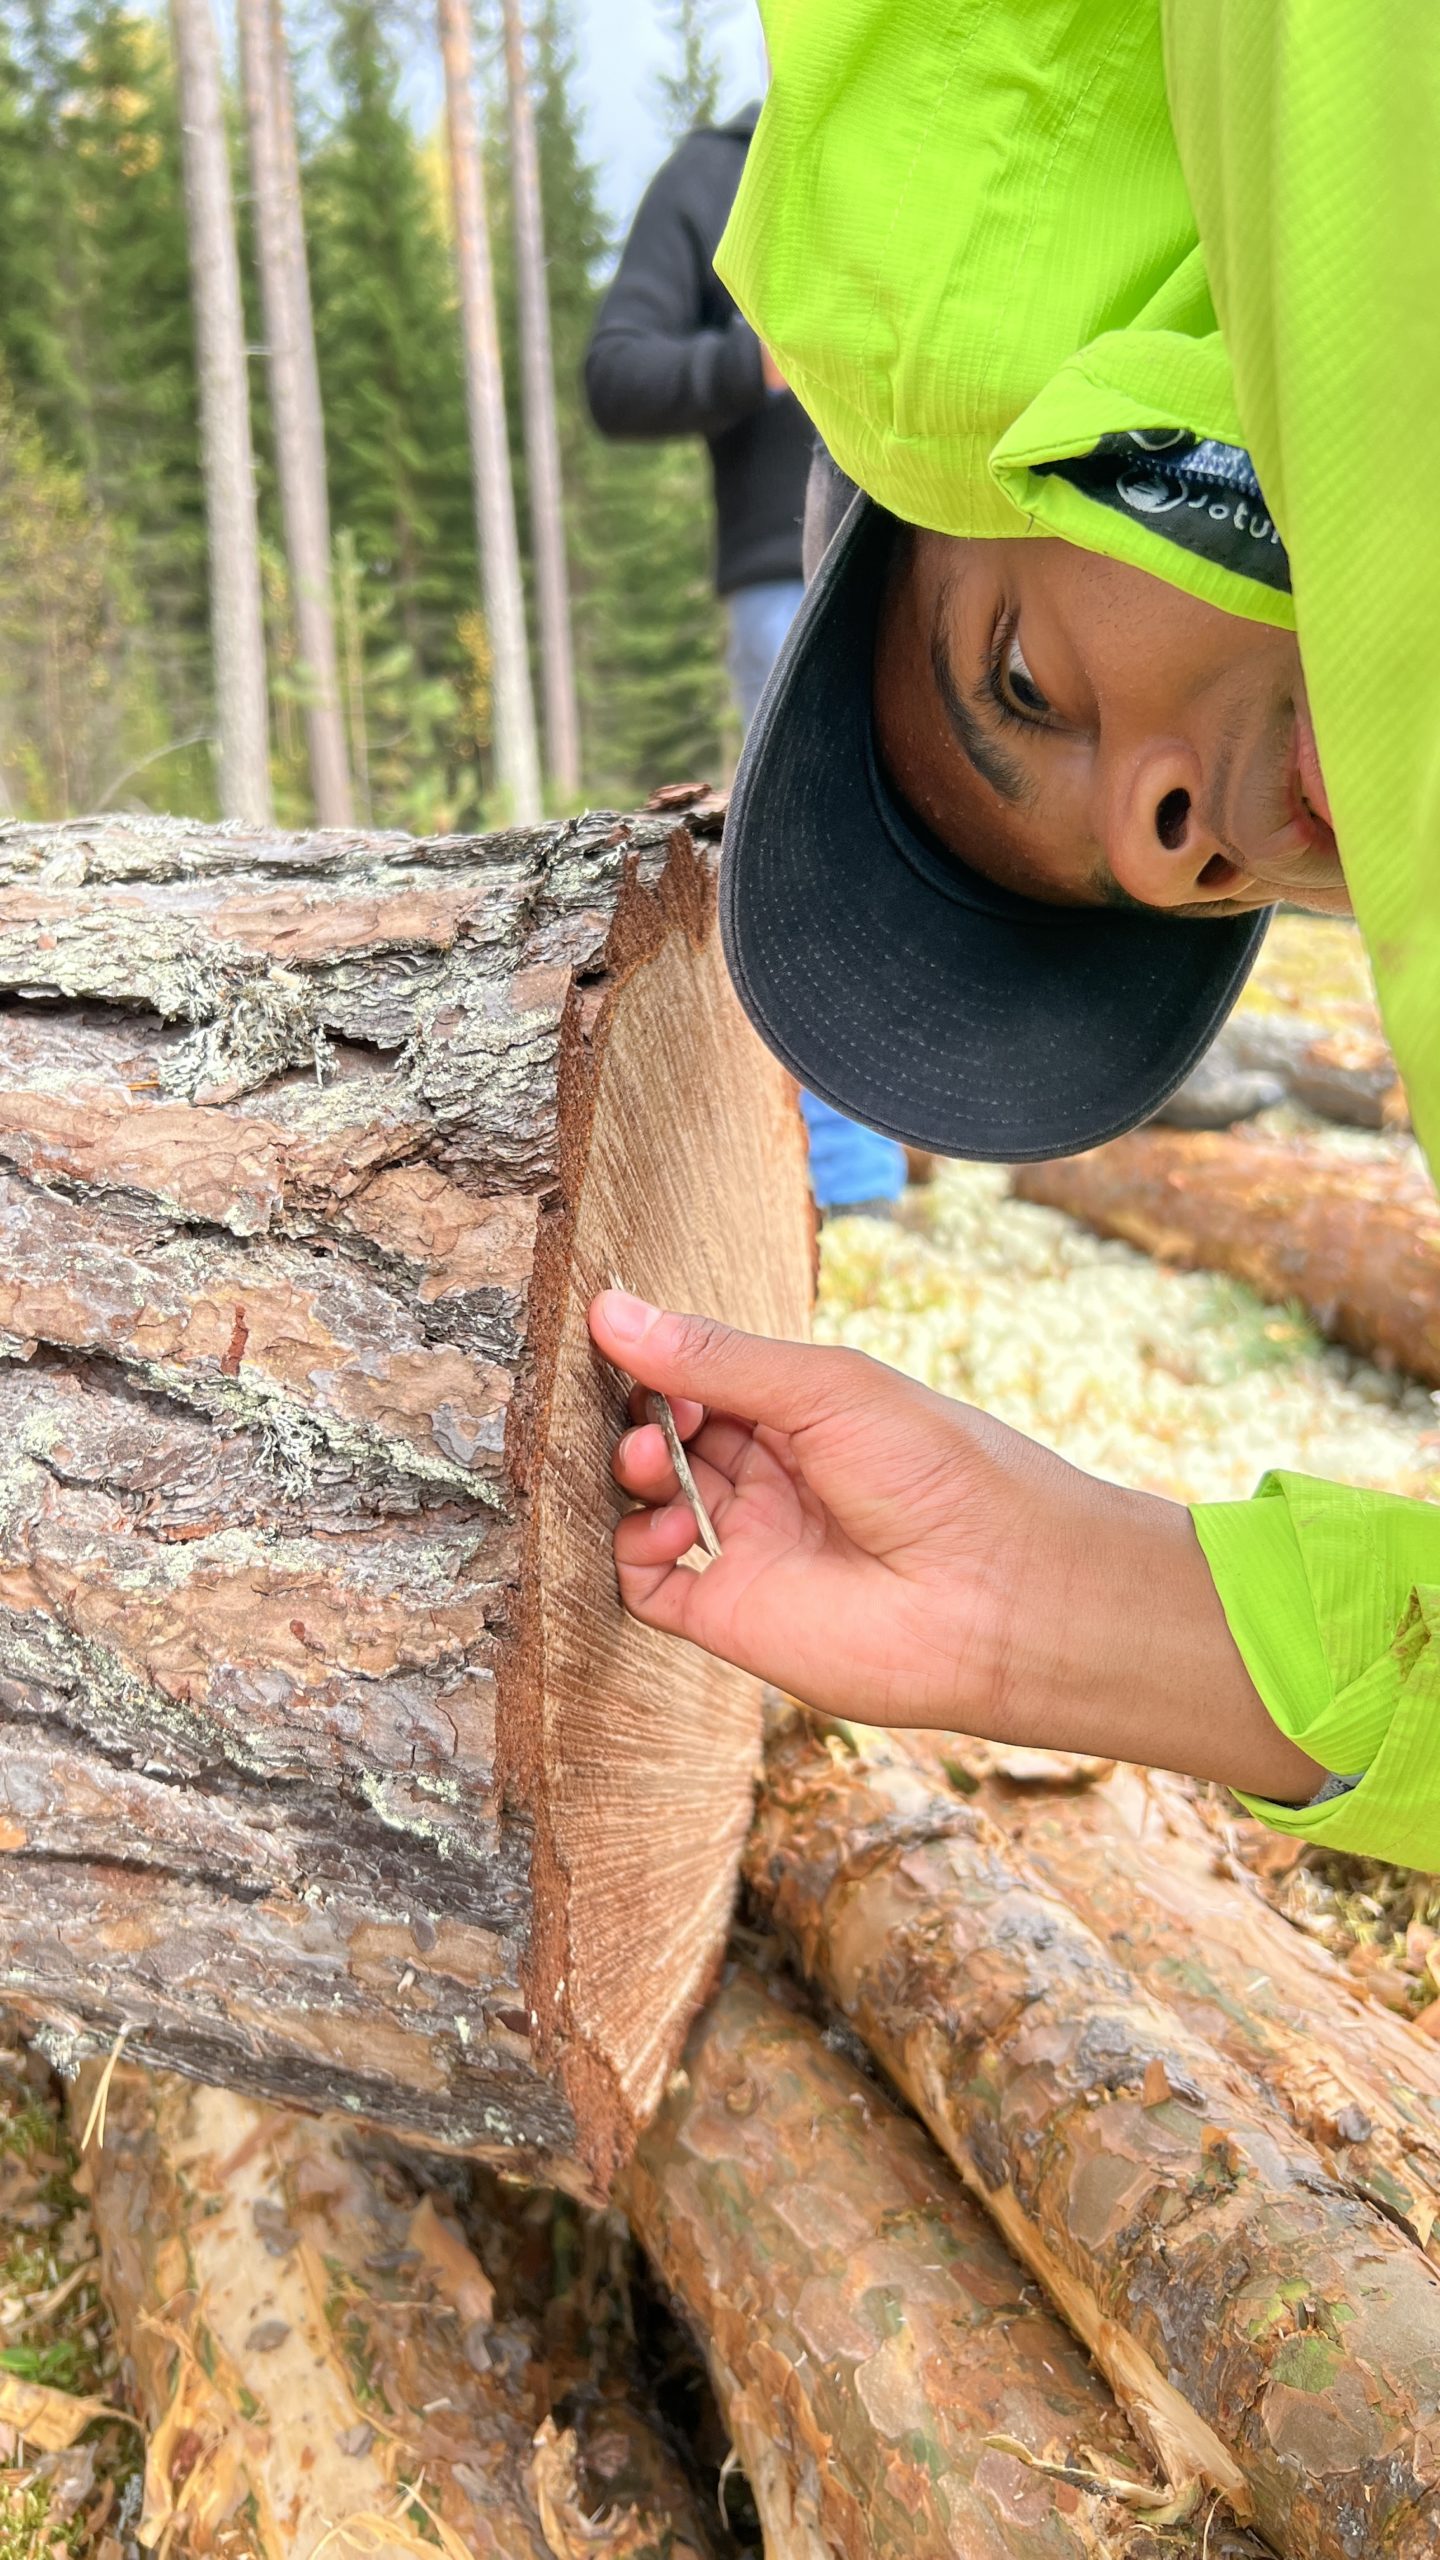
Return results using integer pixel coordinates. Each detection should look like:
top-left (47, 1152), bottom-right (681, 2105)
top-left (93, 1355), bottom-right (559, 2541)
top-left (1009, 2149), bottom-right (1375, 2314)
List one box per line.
top-left (0, 810), bottom-right (812, 2194)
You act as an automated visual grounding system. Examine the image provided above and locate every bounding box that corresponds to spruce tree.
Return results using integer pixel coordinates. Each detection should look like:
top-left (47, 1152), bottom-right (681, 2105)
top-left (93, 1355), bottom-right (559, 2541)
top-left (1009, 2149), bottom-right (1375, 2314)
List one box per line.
top-left (306, 0), bottom-right (484, 823)
top-left (654, 0), bottom-right (722, 141)
top-left (0, 9), bottom-right (79, 445)
top-left (63, 3), bottom-right (216, 797)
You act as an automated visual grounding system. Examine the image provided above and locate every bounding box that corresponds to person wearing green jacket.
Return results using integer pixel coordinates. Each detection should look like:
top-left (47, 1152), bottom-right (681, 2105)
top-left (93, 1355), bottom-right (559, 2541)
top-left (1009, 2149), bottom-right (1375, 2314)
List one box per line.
top-left (586, 0), bottom-right (1440, 1871)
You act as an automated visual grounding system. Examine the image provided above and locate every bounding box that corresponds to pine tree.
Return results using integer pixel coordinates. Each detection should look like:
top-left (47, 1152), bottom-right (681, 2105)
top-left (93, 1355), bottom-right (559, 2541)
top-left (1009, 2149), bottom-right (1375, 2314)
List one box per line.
top-left (495, 0), bottom-right (729, 801)
top-left (170, 0), bottom-right (272, 819)
top-left (500, 0), bottom-right (579, 799)
top-left (238, 0), bottom-right (352, 822)
top-left (437, 0), bottom-right (540, 821)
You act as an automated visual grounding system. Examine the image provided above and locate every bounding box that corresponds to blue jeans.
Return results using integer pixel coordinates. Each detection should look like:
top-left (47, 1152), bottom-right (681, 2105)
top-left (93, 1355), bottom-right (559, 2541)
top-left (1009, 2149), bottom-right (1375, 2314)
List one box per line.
top-left (725, 578), bottom-right (907, 1213)
top-left (725, 577), bottom-right (806, 729)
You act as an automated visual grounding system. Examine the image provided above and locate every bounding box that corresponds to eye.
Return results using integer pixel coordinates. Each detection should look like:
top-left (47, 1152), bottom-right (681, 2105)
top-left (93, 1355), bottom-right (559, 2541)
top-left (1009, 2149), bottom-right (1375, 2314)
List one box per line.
top-left (1001, 630), bottom-right (1051, 719)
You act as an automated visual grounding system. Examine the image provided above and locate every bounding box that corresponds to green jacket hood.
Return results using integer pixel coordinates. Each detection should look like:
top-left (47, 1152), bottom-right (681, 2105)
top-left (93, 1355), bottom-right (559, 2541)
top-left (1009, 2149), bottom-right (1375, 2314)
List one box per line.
top-left (717, 0), bottom-right (1438, 1175)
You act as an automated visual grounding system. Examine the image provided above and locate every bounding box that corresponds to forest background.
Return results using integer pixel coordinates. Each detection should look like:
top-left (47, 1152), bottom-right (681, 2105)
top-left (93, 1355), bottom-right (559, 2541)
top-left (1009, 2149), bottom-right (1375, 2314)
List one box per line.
top-left (0, 0), bottom-right (745, 828)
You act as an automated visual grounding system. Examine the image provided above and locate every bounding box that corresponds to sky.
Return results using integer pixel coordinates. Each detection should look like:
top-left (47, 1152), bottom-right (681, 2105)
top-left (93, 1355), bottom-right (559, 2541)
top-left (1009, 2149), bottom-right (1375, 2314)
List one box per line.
top-left (572, 0), bottom-right (766, 225)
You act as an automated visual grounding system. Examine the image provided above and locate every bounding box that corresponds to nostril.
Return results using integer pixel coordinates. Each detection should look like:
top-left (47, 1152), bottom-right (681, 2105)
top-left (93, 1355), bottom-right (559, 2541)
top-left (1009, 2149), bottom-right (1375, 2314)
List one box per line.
top-left (1155, 788), bottom-right (1190, 850)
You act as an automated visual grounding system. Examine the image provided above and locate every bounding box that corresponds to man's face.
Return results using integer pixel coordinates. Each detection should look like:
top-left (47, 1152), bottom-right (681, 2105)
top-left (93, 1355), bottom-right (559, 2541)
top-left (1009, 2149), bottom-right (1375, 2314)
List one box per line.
top-left (874, 531), bottom-right (1349, 916)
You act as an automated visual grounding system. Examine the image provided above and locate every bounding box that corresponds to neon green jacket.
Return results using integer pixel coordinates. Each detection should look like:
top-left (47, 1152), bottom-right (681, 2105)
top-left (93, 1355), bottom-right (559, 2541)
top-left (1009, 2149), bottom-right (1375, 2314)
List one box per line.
top-left (719, 0), bottom-right (1440, 1866)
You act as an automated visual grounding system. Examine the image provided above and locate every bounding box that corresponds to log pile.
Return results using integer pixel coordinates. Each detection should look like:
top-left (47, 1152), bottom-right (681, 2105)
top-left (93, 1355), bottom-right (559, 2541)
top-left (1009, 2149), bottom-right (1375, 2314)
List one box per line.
top-left (0, 808), bottom-right (812, 2196)
top-left (747, 1725), bottom-right (1440, 2558)
top-left (1013, 1126), bottom-right (1440, 1384)
top-left (1, 821), bottom-right (1438, 2559)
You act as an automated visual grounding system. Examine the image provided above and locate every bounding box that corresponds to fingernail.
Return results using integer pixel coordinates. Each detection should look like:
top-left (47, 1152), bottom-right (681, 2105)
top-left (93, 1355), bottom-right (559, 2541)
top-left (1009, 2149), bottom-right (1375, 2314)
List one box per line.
top-left (599, 1289), bottom-right (655, 1346)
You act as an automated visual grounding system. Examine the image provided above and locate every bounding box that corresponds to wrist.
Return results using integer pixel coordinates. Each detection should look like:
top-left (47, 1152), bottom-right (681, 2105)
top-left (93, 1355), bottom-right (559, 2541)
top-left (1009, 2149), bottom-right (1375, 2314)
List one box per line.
top-left (980, 1480), bottom-right (1325, 1800)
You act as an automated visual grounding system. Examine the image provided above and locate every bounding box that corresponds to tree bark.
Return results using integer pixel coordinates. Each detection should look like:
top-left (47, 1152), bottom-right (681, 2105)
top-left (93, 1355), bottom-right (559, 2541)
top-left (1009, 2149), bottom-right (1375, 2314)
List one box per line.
top-left (237, 0), bottom-right (353, 827)
top-left (971, 1758), bottom-right (1440, 2261)
top-left (75, 2060), bottom-right (716, 2558)
top-left (1013, 1128), bottom-right (1440, 1385)
top-left (438, 0), bottom-right (543, 825)
top-left (501, 0), bottom-right (580, 803)
top-left (0, 809), bottom-right (811, 2196)
top-left (625, 1965), bottom-right (1266, 2560)
top-left (748, 1726), bottom-right (1440, 2559)
top-left (169, 0), bottom-right (272, 826)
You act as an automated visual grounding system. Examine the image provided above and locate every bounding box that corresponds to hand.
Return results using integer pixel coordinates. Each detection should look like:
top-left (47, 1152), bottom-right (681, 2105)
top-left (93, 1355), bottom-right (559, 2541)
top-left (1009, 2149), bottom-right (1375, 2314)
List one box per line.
top-left (760, 343), bottom-right (788, 395)
top-left (587, 1292), bottom-right (1323, 1801)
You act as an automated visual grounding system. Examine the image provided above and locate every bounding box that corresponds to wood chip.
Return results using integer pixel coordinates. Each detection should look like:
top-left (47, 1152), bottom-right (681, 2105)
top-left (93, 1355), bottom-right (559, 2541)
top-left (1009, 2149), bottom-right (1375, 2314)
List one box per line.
top-left (645, 1391), bottom-right (721, 1561)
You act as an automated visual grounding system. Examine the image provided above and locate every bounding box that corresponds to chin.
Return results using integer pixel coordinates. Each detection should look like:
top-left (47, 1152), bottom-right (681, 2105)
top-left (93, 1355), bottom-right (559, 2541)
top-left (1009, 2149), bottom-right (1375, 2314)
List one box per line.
top-left (1272, 880), bottom-right (1354, 917)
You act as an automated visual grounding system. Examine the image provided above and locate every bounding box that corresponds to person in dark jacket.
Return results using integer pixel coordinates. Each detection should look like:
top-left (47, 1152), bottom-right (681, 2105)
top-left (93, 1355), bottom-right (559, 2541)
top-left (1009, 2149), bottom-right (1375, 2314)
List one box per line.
top-left (585, 104), bottom-right (907, 1217)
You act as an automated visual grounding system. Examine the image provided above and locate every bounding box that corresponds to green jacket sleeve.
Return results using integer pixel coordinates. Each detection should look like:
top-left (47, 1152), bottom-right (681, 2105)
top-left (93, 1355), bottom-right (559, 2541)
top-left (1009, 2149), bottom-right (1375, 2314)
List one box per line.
top-left (1193, 1476), bottom-right (1440, 1869)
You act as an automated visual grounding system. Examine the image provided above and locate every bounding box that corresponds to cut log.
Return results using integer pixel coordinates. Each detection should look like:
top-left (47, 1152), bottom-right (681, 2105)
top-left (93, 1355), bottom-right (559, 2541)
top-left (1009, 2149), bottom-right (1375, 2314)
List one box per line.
top-left (1013, 1127), bottom-right (1440, 1385)
top-left (748, 1726), bottom-right (1440, 2559)
top-left (74, 2060), bottom-right (718, 2558)
top-left (625, 1965), bottom-right (1265, 2560)
top-left (0, 812), bottom-right (812, 2195)
top-left (1224, 1016), bottom-right (1407, 1130)
top-left (971, 1758), bottom-right (1440, 2258)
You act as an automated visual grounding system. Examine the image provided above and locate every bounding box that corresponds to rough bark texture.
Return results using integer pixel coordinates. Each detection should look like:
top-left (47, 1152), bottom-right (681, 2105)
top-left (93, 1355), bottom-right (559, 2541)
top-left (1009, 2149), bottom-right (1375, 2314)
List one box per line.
top-left (437, 0), bottom-right (542, 824)
top-left (237, 0), bottom-right (353, 827)
top-left (1014, 1128), bottom-right (1440, 1385)
top-left (626, 1966), bottom-right (1265, 2560)
top-left (748, 1727), bottom-right (1440, 2560)
top-left (76, 2060), bottom-right (716, 2558)
top-left (501, 0), bottom-right (580, 801)
top-left (975, 1759), bottom-right (1440, 2261)
top-left (0, 810), bottom-right (811, 2196)
top-left (168, 0), bottom-right (271, 824)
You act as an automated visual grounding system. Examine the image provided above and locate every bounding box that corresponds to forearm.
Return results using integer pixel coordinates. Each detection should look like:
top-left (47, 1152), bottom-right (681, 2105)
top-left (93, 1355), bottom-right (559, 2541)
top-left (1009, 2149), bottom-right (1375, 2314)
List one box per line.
top-left (584, 314), bottom-right (765, 440)
top-left (979, 1480), bottom-right (1325, 1800)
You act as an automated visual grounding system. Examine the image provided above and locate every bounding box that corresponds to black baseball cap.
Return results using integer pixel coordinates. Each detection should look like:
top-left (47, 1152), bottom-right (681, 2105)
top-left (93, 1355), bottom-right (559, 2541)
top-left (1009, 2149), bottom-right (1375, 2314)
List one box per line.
top-left (720, 492), bottom-right (1270, 1161)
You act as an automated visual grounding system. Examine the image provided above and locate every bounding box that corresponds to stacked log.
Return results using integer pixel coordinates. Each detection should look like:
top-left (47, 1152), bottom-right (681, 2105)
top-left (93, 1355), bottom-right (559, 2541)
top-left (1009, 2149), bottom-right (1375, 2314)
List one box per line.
top-left (0, 812), bottom-right (812, 2198)
top-left (977, 1759), bottom-right (1440, 2254)
top-left (626, 1965), bottom-right (1264, 2558)
top-left (1013, 1127), bottom-right (1440, 1384)
top-left (748, 1725), bottom-right (1440, 2556)
top-left (74, 2058), bottom-right (721, 2559)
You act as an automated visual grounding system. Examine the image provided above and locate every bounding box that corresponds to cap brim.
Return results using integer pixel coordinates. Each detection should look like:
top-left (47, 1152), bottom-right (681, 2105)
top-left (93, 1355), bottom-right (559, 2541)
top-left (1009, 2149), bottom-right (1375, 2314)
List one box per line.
top-left (720, 494), bottom-right (1269, 1161)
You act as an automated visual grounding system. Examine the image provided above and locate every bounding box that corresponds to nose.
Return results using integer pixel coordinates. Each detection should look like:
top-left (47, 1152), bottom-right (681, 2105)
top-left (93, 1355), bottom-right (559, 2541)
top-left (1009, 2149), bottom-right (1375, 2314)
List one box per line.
top-left (1105, 748), bottom-right (1246, 908)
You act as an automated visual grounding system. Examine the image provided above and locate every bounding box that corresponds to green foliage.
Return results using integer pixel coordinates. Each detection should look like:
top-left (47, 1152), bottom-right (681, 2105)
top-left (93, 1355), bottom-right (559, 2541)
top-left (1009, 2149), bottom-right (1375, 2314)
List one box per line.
top-left (0, 381), bottom-right (178, 817)
top-left (0, 0), bottom-right (215, 806)
top-left (0, 0), bottom-right (733, 825)
top-left (306, 0), bottom-right (491, 825)
top-left (654, 0), bottom-right (723, 140)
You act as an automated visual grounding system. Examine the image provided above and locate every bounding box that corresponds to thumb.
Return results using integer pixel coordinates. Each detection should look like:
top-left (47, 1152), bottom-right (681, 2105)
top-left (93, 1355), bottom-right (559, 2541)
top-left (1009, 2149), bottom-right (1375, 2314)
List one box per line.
top-left (589, 1291), bottom-right (844, 1435)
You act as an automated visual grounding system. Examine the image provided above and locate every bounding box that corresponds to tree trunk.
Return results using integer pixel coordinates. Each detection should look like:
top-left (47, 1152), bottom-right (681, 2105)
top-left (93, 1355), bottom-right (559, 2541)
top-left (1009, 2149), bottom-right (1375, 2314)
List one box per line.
top-left (748, 1726), bottom-right (1440, 2559)
top-left (501, 0), bottom-right (580, 803)
top-left (438, 0), bottom-right (543, 825)
top-left (237, 0), bottom-right (353, 828)
top-left (625, 1965), bottom-right (1266, 2560)
top-left (971, 1757), bottom-right (1440, 2260)
top-left (1013, 1128), bottom-right (1440, 1385)
top-left (75, 2060), bottom-right (717, 2558)
top-left (169, 0), bottom-right (272, 826)
top-left (0, 808), bottom-right (811, 2197)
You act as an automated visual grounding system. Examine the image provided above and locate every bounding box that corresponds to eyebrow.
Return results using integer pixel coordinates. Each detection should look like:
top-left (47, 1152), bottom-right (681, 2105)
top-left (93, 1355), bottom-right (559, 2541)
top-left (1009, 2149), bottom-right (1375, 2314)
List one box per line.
top-left (928, 588), bottom-right (1034, 809)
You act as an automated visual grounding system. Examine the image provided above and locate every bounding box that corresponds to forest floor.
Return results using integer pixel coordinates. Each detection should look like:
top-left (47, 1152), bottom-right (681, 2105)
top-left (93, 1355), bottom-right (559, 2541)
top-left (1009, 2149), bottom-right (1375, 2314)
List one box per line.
top-left (817, 1137), bottom-right (1440, 2015)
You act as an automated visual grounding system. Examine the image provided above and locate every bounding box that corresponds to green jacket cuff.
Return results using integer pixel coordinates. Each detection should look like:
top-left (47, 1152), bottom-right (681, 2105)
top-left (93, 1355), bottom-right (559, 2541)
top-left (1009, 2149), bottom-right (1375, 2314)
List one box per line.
top-left (1192, 1473), bottom-right (1440, 1871)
